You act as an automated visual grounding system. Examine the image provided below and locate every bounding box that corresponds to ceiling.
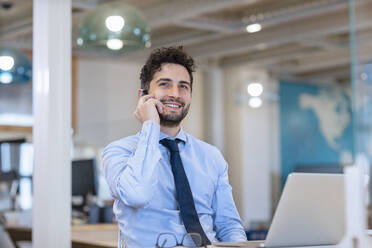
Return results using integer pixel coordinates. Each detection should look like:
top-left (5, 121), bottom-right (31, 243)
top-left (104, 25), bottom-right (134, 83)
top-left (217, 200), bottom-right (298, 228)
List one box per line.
top-left (1, 0), bottom-right (372, 84)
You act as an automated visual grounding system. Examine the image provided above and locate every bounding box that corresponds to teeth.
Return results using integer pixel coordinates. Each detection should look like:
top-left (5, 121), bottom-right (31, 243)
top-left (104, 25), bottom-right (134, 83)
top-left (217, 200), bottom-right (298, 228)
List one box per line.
top-left (165, 104), bottom-right (179, 108)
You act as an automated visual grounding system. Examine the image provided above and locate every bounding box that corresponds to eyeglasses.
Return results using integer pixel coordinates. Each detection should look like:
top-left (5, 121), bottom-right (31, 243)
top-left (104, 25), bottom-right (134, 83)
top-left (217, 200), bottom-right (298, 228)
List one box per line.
top-left (156, 232), bottom-right (205, 247)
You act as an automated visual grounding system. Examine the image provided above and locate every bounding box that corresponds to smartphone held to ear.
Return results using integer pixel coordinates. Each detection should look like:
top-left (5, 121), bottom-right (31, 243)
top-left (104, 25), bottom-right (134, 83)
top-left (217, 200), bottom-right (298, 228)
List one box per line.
top-left (141, 89), bottom-right (148, 96)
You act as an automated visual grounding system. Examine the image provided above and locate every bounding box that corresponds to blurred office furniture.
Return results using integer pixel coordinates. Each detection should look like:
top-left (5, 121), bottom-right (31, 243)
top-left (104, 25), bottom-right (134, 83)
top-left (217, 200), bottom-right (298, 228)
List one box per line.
top-left (0, 224), bottom-right (14, 248)
top-left (72, 158), bottom-right (113, 226)
top-left (4, 224), bottom-right (117, 248)
top-left (0, 138), bottom-right (33, 211)
top-left (0, 211), bottom-right (32, 248)
top-left (0, 171), bottom-right (20, 211)
top-left (88, 204), bottom-right (114, 224)
top-left (245, 221), bottom-right (268, 241)
top-left (0, 139), bottom-right (26, 145)
top-left (246, 229), bottom-right (268, 241)
top-left (71, 224), bottom-right (117, 248)
top-left (72, 159), bottom-right (98, 212)
top-left (0, 139), bottom-right (26, 173)
top-left (5, 226), bottom-right (31, 248)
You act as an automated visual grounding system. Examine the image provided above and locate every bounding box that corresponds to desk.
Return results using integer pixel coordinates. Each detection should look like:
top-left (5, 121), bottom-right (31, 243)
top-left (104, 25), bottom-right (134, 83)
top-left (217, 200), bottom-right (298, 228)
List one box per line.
top-left (5, 224), bottom-right (117, 248)
top-left (71, 224), bottom-right (117, 248)
top-left (5, 225), bottom-right (371, 248)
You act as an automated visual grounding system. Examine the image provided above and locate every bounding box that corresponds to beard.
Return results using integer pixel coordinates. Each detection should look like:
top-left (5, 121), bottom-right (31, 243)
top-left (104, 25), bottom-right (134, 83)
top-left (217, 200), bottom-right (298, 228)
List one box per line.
top-left (159, 98), bottom-right (190, 127)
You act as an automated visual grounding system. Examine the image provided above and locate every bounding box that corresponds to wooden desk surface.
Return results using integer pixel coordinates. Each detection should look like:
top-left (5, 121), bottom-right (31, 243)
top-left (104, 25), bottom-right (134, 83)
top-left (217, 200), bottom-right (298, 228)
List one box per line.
top-left (5, 224), bottom-right (118, 248)
top-left (71, 224), bottom-right (118, 248)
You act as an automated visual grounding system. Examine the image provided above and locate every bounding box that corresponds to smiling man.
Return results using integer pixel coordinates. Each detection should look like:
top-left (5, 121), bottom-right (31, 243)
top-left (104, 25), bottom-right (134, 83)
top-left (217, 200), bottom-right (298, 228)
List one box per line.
top-left (103, 46), bottom-right (246, 247)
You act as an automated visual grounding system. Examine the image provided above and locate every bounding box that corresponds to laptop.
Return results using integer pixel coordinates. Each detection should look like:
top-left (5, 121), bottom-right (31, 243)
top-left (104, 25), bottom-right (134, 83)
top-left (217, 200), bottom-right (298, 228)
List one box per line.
top-left (214, 173), bottom-right (345, 248)
top-left (264, 173), bottom-right (344, 247)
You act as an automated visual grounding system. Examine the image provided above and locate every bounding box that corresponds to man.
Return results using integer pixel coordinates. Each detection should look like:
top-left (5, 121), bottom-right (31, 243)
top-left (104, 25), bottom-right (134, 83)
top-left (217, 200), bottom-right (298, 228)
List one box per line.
top-left (103, 46), bottom-right (246, 247)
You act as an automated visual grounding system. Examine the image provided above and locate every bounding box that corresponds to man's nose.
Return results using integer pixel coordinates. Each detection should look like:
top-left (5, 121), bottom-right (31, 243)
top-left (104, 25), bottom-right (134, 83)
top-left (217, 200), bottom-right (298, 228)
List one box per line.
top-left (168, 85), bottom-right (179, 97)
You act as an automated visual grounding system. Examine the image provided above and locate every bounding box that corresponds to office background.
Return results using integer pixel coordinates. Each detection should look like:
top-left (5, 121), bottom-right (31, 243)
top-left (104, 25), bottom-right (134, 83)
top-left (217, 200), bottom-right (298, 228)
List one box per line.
top-left (0, 0), bottom-right (371, 247)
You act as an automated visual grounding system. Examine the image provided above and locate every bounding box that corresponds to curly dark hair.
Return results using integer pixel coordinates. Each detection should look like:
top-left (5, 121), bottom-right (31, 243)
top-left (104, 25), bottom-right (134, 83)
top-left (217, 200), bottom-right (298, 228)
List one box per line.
top-left (140, 46), bottom-right (195, 91)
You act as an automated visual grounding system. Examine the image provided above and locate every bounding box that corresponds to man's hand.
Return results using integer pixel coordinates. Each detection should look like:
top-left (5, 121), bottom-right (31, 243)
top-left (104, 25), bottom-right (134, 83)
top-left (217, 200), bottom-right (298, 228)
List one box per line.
top-left (134, 94), bottom-right (164, 124)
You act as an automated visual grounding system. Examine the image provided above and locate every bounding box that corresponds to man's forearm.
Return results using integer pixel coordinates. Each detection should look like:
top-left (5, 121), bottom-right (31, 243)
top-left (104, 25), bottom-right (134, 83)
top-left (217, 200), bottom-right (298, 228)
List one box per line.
top-left (103, 120), bottom-right (162, 207)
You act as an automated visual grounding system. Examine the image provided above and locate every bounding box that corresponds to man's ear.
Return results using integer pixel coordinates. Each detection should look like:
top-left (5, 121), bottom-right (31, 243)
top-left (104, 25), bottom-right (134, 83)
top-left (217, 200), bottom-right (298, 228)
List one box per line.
top-left (137, 89), bottom-right (143, 100)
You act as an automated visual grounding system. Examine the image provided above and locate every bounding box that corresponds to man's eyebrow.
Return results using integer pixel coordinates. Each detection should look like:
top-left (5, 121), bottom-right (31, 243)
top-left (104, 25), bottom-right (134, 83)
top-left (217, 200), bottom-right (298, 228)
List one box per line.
top-left (156, 78), bottom-right (190, 85)
top-left (179, 80), bottom-right (190, 85)
top-left (156, 78), bottom-right (172, 83)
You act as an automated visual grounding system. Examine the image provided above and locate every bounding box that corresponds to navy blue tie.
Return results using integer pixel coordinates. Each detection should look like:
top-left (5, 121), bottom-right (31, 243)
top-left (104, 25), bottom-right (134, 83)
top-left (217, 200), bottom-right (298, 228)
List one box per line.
top-left (160, 138), bottom-right (211, 246)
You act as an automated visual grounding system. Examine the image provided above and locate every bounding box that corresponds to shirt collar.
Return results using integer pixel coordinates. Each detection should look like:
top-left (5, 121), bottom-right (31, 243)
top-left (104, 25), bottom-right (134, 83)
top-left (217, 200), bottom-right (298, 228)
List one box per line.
top-left (159, 127), bottom-right (187, 144)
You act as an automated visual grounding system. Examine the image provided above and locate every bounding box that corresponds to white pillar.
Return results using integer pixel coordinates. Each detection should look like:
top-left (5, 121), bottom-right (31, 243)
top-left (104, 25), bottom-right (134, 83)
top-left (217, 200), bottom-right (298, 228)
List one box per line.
top-left (203, 64), bottom-right (225, 152)
top-left (32, 0), bottom-right (71, 247)
top-left (236, 66), bottom-right (276, 228)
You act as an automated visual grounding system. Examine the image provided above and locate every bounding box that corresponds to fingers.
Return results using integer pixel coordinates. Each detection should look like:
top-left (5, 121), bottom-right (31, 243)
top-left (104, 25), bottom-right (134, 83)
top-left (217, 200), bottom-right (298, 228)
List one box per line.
top-left (153, 99), bottom-right (164, 114)
top-left (145, 98), bottom-right (164, 114)
top-left (138, 95), bottom-right (164, 112)
top-left (138, 94), bottom-right (154, 104)
top-left (134, 96), bottom-right (163, 124)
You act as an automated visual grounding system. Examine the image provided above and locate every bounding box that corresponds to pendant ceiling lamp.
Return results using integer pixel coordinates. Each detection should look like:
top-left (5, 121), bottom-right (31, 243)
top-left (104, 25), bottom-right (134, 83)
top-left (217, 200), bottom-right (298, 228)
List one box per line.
top-left (77, 2), bottom-right (151, 53)
top-left (0, 47), bottom-right (32, 85)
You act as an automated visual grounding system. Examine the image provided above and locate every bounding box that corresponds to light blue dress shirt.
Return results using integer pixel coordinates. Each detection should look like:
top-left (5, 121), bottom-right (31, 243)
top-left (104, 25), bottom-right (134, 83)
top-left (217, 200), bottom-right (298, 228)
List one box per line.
top-left (103, 120), bottom-right (246, 247)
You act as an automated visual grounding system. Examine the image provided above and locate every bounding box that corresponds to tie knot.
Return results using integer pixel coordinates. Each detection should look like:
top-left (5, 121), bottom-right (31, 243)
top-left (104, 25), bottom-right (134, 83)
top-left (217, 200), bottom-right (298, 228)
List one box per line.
top-left (160, 138), bottom-right (180, 152)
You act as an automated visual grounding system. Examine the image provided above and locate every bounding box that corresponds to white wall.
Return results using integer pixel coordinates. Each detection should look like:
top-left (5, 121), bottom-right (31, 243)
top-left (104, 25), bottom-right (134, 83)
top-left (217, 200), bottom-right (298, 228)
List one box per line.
top-left (182, 68), bottom-right (205, 140)
top-left (75, 58), bottom-right (142, 148)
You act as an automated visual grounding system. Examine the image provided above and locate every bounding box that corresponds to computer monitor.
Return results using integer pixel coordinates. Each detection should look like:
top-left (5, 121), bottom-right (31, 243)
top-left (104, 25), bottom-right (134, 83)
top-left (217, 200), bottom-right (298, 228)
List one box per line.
top-left (71, 159), bottom-right (98, 201)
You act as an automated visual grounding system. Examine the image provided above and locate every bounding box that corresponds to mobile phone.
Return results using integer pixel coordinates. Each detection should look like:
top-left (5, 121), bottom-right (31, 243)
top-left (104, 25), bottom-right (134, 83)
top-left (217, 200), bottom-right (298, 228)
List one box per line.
top-left (141, 89), bottom-right (148, 96)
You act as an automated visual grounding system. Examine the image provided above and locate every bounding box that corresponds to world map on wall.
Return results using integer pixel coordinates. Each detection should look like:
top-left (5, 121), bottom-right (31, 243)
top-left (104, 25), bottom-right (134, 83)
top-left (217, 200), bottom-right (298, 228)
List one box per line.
top-left (280, 82), bottom-right (354, 185)
top-left (299, 89), bottom-right (353, 163)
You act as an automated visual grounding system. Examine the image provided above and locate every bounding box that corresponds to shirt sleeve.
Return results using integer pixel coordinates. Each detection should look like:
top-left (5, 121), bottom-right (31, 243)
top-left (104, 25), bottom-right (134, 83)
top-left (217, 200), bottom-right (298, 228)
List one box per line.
top-left (102, 120), bottom-right (162, 208)
top-left (212, 151), bottom-right (247, 242)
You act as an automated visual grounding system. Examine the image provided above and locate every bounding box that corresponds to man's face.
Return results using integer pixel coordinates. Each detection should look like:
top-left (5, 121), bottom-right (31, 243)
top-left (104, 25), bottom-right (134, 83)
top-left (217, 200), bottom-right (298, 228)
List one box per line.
top-left (148, 63), bottom-right (192, 127)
